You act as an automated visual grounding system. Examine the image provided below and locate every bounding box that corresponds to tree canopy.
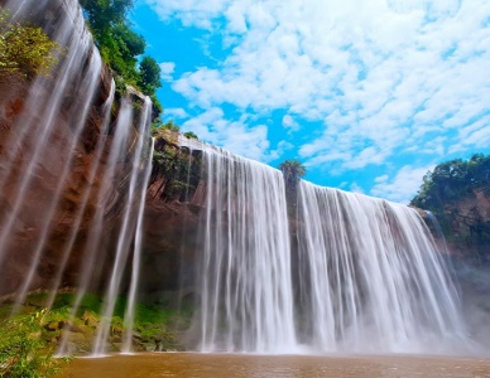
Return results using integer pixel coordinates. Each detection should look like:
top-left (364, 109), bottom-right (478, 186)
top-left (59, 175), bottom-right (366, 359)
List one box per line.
top-left (410, 153), bottom-right (490, 252)
top-left (138, 56), bottom-right (161, 95)
top-left (279, 159), bottom-right (306, 185)
top-left (411, 153), bottom-right (490, 210)
top-left (183, 131), bottom-right (198, 140)
top-left (79, 0), bottom-right (161, 97)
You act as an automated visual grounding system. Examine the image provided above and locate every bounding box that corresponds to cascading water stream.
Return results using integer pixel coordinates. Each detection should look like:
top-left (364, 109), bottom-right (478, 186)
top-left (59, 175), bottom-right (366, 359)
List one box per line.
top-left (45, 79), bottom-right (116, 311)
top-left (185, 141), bottom-right (469, 355)
top-left (192, 145), bottom-right (297, 353)
top-left (295, 181), bottom-right (467, 354)
top-left (92, 98), bottom-right (153, 356)
top-left (122, 137), bottom-right (155, 353)
top-left (0, 0), bottom-right (97, 272)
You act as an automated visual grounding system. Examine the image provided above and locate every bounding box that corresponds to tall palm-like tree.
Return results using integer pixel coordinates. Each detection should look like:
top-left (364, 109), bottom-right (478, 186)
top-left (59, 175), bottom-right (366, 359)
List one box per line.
top-left (279, 159), bottom-right (306, 186)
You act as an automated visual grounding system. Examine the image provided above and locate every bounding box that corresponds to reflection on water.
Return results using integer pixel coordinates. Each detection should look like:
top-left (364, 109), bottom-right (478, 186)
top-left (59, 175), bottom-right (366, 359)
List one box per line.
top-left (59, 353), bottom-right (490, 378)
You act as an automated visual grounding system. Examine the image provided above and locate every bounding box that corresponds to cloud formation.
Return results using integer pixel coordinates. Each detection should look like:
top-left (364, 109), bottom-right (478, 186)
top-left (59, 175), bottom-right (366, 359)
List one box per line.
top-left (144, 0), bottom-right (490, 202)
top-left (371, 164), bottom-right (435, 204)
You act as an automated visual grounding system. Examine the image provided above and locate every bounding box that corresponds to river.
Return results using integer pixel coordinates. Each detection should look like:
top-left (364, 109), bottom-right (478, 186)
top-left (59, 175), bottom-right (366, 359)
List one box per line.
top-left (58, 353), bottom-right (490, 378)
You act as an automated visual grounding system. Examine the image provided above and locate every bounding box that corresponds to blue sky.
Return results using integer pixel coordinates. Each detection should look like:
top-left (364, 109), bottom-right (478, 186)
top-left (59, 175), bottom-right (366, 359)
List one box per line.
top-left (131, 0), bottom-right (490, 204)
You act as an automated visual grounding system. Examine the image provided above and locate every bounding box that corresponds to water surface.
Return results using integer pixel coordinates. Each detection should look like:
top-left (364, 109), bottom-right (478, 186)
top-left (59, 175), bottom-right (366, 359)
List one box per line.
top-left (59, 353), bottom-right (490, 378)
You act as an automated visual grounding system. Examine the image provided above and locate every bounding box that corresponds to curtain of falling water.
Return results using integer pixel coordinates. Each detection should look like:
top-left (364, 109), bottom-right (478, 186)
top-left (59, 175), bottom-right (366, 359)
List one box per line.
top-left (92, 98), bottom-right (153, 356)
top-left (187, 145), bottom-right (468, 354)
top-left (194, 146), bottom-right (297, 354)
top-left (122, 137), bottom-right (155, 353)
top-left (295, 181), bottom-right (467, 354)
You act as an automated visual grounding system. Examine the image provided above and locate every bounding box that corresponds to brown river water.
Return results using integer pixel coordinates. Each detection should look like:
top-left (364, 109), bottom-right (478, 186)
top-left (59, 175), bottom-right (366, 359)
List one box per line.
top-left (58, 353), bottom-right (490, 378)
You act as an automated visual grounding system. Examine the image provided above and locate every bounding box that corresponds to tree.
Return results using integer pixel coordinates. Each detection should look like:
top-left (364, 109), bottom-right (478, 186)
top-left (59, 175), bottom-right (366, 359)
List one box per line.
top-left (80, 0), bottom-right (149, 88)
top-left (410, 153), bottom-right (490, 249)
top-left (162, 120), bottom-right (180, 132)
top-left (138, 56), bottom-right (161, 95)
top-left (279, 159), bottom-right (306, 185)
top-left (80, 0), bottom-right (133, 37)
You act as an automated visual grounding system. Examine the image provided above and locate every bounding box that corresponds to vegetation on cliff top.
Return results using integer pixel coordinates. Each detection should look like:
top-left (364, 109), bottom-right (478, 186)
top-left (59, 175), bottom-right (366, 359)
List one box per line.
top-left (411, 153), bottom-right (490, 256)
top-left (0, 11), bottom-right (60, 79)
top-left (79, 0), bottom-right (162, 106)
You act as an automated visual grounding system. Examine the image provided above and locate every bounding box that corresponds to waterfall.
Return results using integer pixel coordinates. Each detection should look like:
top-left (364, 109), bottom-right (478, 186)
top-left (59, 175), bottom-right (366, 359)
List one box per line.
top-left (0, 0), bottom-right (470, 358)
top-left (0, 0), bottom-right (154, 355)
top-left (190, 146), bottom-right (468, 354)
top-left (193, 146), bottom-right (297, 353)
top-left (295, 181), bottom-right (467, 354)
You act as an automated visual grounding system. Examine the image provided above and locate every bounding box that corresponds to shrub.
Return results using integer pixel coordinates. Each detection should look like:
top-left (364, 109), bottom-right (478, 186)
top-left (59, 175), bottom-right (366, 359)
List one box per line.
top-left (0, 310), bottom-right (68, 377)
top-left (0, 11), bottom-right (60, 79)
top-left (183, 131), bottom-right (198, 140)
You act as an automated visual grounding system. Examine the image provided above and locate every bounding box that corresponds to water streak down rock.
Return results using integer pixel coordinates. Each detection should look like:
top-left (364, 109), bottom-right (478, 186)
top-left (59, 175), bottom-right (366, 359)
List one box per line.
top-left (0, 0), bottom-right (153, 354)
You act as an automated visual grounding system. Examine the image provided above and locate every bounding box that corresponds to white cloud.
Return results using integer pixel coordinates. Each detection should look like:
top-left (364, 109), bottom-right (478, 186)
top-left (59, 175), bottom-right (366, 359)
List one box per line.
top-left (182, 108), bottom-right (272, 161)
top-left (282, 114), bottom-right (300, 132)
top-left (144, 0), bottom-right (230, 29)
top-left (159, 62), bottom-right (176, 81)
top-left (350, 182), bottom-right (364, 194)
top-left (164, 107), bottom-right (188, 119)
top-left (146, 0), bottom-right (490, 191)
top-left (370, 164), bottom-right (435, 204)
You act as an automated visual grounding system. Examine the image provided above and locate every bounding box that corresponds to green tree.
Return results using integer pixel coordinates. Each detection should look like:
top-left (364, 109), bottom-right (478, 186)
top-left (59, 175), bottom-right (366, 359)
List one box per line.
top-left (0, 11), bottom-right (59, 79)
top-left (79, 0), bottom-right (149, 88)
top-left (279, 159), bottom-right (306, 185)
top-left (138, 56), bottom-right (161, 95)
top-left (410, 153), bottom-right (490, 249)
top-left (80, 0), bottom-right (134, 36)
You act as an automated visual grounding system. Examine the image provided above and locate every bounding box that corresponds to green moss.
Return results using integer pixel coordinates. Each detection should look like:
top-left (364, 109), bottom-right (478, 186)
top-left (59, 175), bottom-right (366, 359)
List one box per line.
top-left (0, 292), bottom-right (190, 356)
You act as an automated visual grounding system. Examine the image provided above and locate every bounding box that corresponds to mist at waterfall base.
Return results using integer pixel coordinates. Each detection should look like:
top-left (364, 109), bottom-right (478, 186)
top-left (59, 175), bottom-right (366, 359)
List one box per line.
top-left (0, 0), bottom-right (486, 359)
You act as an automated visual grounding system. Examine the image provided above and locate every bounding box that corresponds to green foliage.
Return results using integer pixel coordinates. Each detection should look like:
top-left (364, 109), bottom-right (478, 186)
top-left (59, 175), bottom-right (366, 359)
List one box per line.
top-left (0, 11), bottom-right (60, 79)
top-left (150, 94), bottom-right (163, 114)
top-left (411, 153), bottom-right (490, 248)
top-left (0, 310), bottom-right (68, 377)
top-left (151, 118), bottom-right (181, 135)
top-left (162, 120), bottom-right (180, 132)
top-left (411, 154), bottom-right (490, 210)
top-left (183, 131), bottom-right (198, 140)
top-left (0, 291), bottom-right (189, 357)
top-left (80, 0), bottom-right (133, 34)
top-left (80, 0), bottom-right (161, 98)
top-left (138, 56), bottom-right (161, 96)
top-left (279, 159), bottom-right (306, 185)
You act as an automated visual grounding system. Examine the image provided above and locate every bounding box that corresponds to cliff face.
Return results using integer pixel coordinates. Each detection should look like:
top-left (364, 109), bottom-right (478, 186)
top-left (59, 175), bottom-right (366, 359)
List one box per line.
top-left (0, 0), bottom-right (142, 296)
top-left (138, 132), bottom-right (204, 303)
top-left (443, 188), bottom-right (490, 260)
